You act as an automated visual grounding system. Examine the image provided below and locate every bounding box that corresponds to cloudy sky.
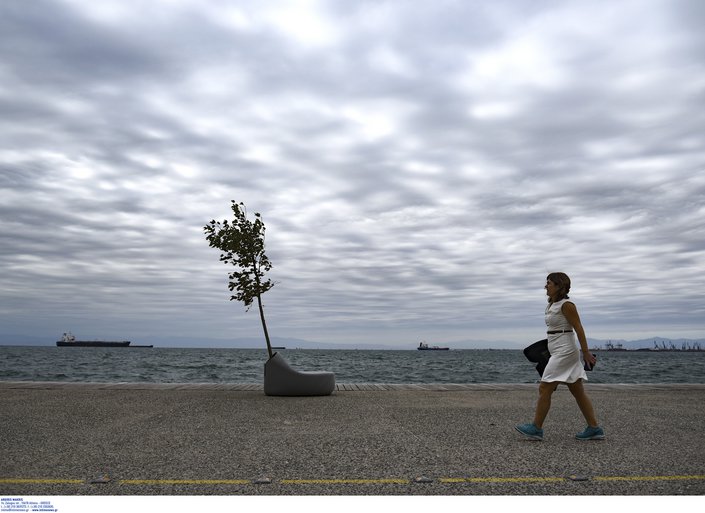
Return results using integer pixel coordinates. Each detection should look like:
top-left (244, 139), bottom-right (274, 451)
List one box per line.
top-left (2, 0), bottom-right (704, 348)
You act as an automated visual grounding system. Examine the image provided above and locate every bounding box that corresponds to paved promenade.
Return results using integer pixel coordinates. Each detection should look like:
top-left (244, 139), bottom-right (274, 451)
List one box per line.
top-left (1, 381), bottom-right (704, 495)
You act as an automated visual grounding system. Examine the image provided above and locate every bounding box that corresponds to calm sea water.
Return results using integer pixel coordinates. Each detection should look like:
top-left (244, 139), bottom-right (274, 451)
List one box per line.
top-left (1, 346), bottom-right (704, 384)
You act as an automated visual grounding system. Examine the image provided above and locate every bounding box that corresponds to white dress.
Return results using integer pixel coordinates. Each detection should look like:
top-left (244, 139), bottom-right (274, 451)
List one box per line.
top-left (542, 298), bottom-right (587, 383)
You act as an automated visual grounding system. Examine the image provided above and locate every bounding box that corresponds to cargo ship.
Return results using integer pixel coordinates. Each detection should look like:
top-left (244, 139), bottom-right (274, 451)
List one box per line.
top-left (417, 341), bottom-right (450, 351)
top-left (56, 332), bottom-right (144, 347)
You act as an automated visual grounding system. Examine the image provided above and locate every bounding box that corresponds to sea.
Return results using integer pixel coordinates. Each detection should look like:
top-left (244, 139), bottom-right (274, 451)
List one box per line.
top-left (1, 346), bottom-right (704, 384)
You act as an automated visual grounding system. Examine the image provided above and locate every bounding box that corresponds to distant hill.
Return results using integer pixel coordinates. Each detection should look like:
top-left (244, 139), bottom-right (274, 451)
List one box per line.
top-left (0, 334), bottom-right (48, 346)
top-left (0, 334), bottom-right (398, 350)
top-left (2, 333), bottom-right (703, 350)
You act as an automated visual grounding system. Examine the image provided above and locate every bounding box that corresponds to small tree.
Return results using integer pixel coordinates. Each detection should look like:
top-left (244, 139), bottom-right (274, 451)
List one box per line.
top-left (204, 201), bottom-right (275, 358)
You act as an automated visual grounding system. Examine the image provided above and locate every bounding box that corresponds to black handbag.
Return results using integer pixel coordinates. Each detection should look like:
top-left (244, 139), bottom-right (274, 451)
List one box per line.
top-left (523, 339), bottom-right (550, 376)
top-left (523, 338), bottom-right (595, 376)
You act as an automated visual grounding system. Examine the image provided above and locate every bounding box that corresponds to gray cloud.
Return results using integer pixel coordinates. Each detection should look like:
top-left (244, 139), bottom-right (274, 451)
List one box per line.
top-left (1, 0), bottom-right (704, 347)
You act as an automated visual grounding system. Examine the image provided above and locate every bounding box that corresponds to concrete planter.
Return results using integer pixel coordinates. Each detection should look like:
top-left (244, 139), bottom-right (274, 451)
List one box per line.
top-left (263, 352), bottom-right (335, 396)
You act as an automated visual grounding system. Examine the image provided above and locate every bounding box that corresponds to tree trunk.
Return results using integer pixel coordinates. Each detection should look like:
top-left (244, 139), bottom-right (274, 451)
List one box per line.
top-left (257, 293), bottom-right (273, 358)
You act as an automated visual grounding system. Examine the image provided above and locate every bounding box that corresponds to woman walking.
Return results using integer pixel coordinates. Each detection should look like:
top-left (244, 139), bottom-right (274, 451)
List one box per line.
top-left (516, 272), bottom-right (605, 441)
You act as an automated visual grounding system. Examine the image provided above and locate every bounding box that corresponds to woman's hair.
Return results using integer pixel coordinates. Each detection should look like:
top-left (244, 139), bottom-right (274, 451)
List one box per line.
top-left (546, 272), bottom-right (571, 302)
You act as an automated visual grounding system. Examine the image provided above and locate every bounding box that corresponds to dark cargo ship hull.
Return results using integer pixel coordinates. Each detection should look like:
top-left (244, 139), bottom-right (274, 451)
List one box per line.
top-left (56, 341), bottom-right (131, 347)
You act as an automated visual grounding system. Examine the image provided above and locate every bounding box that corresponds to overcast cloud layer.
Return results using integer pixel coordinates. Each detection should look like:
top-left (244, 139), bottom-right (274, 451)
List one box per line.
top-left (1, 0), bottom-right (704, 348)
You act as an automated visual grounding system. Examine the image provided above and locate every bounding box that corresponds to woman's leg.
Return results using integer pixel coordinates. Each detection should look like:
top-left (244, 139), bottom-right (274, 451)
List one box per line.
top-left (567, 379), bottom-right (598, 427)
top-left (533, 381), bottom-right (559, 428)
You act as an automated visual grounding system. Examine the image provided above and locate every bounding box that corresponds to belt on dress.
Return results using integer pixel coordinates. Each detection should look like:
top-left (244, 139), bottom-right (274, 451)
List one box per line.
top-left (547, 330), bottom-right (573, 334)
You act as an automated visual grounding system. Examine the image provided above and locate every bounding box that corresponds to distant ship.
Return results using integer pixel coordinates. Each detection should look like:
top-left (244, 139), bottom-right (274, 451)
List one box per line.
top-left (417, 341), bottom-right (449, 351)
top-left (56, 332), bottom-right (151, 348)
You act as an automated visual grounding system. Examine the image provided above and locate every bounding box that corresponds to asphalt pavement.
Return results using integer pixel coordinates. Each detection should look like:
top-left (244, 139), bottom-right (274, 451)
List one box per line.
top-left (1, 382), bottom-right (704, 496)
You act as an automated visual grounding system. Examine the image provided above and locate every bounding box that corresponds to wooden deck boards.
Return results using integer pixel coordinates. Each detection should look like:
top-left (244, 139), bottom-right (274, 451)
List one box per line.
top-left (1, 381), bottom-right (704, 391)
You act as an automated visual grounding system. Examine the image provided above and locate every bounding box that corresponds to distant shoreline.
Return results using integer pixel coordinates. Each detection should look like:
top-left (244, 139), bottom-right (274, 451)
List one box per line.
top-left (2, 335), bottom-right (704, 351)
top-left (2, 344), bottom-right (705, 353)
